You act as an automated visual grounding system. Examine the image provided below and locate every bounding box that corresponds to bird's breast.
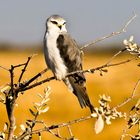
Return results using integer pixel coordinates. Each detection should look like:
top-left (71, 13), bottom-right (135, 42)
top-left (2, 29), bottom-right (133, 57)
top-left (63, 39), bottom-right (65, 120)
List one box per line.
top-left (45, 33), bottom-right (67, 80)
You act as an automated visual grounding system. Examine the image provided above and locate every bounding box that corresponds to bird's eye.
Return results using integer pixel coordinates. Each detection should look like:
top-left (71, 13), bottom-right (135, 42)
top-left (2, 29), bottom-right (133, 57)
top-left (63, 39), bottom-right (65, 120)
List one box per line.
top-left (63, 22), bottom-right (66, 25)
top-left (51, 21), bottom-right (58, 24)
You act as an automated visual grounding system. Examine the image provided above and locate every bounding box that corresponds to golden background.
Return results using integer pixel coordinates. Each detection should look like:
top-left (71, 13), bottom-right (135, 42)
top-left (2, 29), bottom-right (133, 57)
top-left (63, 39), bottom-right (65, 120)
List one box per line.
top-left (0, 49), bottom-right (140, 139)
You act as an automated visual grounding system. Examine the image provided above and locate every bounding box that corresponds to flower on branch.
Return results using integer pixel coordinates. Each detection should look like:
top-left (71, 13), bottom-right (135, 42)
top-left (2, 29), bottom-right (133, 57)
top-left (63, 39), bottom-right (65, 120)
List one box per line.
top-left (91, 94), bottom-right (126, 134)
top-left (123, 36), bottom-right (140, 56)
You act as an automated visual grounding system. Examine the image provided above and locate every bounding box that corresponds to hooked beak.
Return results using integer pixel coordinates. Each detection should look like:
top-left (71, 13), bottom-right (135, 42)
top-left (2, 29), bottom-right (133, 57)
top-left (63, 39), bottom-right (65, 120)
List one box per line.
top-left (58, 25), bottom-right (62, 30)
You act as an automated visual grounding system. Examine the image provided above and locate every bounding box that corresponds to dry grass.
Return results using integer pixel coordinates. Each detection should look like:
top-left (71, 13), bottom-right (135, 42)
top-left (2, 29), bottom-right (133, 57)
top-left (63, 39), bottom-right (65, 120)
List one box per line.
top-left (0, 50), bottom-right (140, 140)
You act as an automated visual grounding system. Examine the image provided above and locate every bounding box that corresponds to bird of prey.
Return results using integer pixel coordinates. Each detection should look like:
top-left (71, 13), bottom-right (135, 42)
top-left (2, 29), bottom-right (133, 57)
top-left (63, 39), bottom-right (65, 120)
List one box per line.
top-left (43, 15), bottom-right (94, 113)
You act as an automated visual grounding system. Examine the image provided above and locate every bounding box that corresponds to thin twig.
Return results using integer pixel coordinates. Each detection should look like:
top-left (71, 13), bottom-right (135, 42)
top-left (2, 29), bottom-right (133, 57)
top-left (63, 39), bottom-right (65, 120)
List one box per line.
top-left (13, 63), bottom-right (26, 68)
top-left (43, 122), bottom-right (66, 140)
top-left (18, 56), bottom-right (33, 83)
top-left (120, 133), bottom-right (134, 140)
top-left (28, 111), bottom-right (39, 140)
top-left (9, 65), bottom-right (14, 96)
top-left (15, 68), bottom-right (49, 92)
top-left (18, 76), bottom-right (54, 92)
top-left (17, 115), bottom-right (92, 140)
top-left (81, 13), bottom-right (137, 50)
top-left (0, 65), bottom-right (9, 71)
top-left (106, 48), bottom-right (126, 65)
top-left (120, 12), bottom-right (137, 32)
top-left (37, 115), bottom-right (91, 131)
top-left (67, 125), bottom-right (73, 138)
top-left (114, 79), bottom-right (140, 109)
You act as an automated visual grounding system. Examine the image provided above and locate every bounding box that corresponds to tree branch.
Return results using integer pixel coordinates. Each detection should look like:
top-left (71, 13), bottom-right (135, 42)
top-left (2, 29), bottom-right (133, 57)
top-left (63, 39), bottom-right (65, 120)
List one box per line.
top-left (18, 56), bottom-right (33, 83)
top-left (15, 68), bottom-right (49, 93)
top-left (0, 65), bottom-right (9, 71)
top-left (6, 65), bottom-right (16, 140)
top-left (16, 115), bottom-right (92, 140)
top-left (81, 13), bottom-right (137, 50)
top-left (18, 56), bottom-right (136, 92)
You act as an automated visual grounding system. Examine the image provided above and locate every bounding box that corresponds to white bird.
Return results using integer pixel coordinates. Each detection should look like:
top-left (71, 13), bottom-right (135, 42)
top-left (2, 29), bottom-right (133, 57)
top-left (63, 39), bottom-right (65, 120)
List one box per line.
top-left (43, 15), bottom-right (94, 112)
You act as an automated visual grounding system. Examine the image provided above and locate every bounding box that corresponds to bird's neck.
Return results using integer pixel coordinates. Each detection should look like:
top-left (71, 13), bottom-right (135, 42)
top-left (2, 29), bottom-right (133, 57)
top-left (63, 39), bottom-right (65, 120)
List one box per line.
top-left (47, 29), bottom-right (57, 34)
top-left (47, 28), bottom-right (67, 37)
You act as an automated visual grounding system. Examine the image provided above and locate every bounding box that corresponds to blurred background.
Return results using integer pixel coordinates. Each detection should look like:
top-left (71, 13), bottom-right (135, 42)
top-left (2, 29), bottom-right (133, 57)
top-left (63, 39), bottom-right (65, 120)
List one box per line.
top-left (0, 0), bottom-right (140, 139)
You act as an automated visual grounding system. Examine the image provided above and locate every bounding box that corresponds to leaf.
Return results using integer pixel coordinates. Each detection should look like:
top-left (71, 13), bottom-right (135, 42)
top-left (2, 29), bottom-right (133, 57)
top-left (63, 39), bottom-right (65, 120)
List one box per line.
top-left (95, 115), bottom-right (104, 134)
top-left (34, 102), bottom-right (42, 107)
top-left (3, 122), bottom-right (8, 132)
top-left (91, 113), bottom-right (97, 118)
top-left (129, 36), bottom-right (134, 42)
top-left (26, 122), bottom-right (31, 128)
top-left (0, 85), bottom-right (11, 93)
top-left (102, 69), bottom-right (108, 73)
top-left (42, 98), bottom-right (50, 104)
top-left (100, 73), bottom-right (103, 76)
top-left (26, 120), bottom-right (32, 122)
top-left (44, 86), bottom-right (51, 95)
top-left (29, 109), bottom-right (36, 116)
top-left (37, 94), bottom-right (43, 99)
top-left (123, 39), bottom-right (129, 45)
top-left (105, 117), bottom-right (111, 125)
top-left (20, 124), bottom-right (26, 131)
top-left (39, 107), bottom-right (49, 114)
top-left (131, 99), bottom-right (140, 111)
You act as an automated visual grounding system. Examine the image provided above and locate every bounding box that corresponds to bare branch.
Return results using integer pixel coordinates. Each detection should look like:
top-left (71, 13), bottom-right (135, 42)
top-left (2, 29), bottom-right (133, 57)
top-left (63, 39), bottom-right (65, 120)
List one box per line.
top-left (114, 79), bottom-right (140, 109)
top-left (18, 56), bottom-right (32, 83)
top-left (106, 48), bottom-right (126, 65)
top-left (67, 125), bottom-right (74, 138)
top-left (12, 63), bottom-right (26, 68)
top-left (15, 68), bottom-right (49, 93)
top-left (81, 13), bottom-right (137, 50)
top-left (9, 65), bottom-right (14, 95)
top-left (5, 65), bottom-right (16, 140)
top-left (17, 115), bottom-right (92, 140)
top-left (46, 114), bottom-right (91, 131)
top-left (120, 12), bottom-right (137, 32)
top-left (0, 65), bottom-right (9, 71)
top-left (20, 57), bottom-right (136, 92)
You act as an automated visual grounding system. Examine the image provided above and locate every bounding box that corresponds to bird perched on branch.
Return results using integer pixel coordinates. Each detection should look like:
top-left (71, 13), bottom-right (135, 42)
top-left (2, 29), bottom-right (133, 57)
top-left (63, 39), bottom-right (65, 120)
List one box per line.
top-left (43, 15), bottom-right (94, 113)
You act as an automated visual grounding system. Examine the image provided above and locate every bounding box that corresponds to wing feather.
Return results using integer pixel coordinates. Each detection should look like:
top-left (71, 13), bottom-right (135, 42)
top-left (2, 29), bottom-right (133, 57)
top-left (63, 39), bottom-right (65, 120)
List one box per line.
top-left (57, 33), bottom-right (94, 112)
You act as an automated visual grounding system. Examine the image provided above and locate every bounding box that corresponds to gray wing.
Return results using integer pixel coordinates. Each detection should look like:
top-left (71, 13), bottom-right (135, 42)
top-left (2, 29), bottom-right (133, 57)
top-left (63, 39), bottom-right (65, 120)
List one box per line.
top-left (57, 33), bottom-right (94, 112)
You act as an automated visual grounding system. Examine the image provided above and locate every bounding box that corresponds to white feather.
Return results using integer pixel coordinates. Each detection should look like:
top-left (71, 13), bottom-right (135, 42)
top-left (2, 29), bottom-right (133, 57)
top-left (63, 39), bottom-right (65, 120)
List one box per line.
top-left (64, 78), bottom-right (74, 92)
top-left (45, 32), bottom-right (67, 80)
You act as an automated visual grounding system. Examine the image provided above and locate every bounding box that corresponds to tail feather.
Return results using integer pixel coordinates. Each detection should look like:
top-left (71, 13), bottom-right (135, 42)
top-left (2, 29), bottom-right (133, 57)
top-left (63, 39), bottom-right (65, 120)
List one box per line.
top-left (63, 76), bottom-right (94, 113)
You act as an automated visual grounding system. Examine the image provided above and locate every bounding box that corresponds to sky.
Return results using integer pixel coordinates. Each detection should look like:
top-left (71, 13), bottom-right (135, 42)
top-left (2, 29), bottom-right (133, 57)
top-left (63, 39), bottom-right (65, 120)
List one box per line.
top-left (0, 0), bottom-right (139, 47)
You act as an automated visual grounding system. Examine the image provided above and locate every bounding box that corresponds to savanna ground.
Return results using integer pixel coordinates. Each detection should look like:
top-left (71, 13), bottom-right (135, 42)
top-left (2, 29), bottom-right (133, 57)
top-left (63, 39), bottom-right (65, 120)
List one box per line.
top-left (0, 47), bottom-right (140, 140)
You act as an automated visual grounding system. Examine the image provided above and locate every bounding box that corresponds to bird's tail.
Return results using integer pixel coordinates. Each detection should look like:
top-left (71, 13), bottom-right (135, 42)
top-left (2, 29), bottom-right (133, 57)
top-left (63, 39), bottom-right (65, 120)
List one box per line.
top-left (63, 77), bottom-right (94, 113)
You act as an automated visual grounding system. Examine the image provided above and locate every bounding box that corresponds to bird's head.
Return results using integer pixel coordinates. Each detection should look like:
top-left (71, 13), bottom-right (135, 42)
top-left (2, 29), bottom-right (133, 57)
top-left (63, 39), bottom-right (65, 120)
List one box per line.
top-left (46, 15), bottom-right (67, 33)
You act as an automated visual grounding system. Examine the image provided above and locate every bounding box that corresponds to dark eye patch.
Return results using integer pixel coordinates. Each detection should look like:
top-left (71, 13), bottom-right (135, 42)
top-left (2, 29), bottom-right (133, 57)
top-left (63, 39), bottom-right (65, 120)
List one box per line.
top-left (51, 21), bottom-right (58, 24)
top-left (63, 22), bottom-right (66, 25)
